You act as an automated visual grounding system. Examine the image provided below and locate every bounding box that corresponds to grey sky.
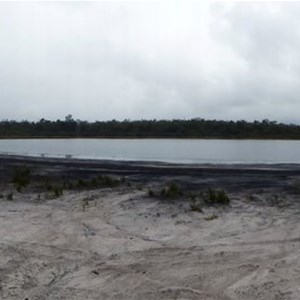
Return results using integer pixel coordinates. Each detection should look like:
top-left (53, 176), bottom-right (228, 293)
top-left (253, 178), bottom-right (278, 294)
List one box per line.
top-left (1, 1), bottom-right (300, 123)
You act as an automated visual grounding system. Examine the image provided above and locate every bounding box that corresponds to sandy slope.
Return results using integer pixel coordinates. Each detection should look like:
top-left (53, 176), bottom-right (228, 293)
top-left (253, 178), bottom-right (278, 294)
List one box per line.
top-left (0, 183), bottom-right (300, 300)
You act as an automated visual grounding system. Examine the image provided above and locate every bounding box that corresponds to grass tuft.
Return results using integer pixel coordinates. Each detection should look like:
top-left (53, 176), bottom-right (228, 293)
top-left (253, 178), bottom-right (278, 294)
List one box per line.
top-left (12, 166), bottom-right (31, 192)
top-left (203, 188), bottom-right (230, 205)
top-left (161, 182), bottom-right (183, 199)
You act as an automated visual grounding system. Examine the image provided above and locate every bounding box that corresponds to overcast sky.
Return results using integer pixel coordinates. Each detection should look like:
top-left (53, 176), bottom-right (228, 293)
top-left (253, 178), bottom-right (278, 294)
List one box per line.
top-left (1, 1), bottom-right (300, 123)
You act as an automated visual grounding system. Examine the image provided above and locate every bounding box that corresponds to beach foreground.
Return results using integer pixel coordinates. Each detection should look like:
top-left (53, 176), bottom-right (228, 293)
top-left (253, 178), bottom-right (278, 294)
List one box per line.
top-left (0, 155), bottom-right (300, 299)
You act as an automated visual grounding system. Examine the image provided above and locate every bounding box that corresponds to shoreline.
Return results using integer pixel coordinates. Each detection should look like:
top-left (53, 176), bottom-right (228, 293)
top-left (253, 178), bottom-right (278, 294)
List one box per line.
top-left (2, 153), bottom-right (300, 170)
top-left (1, 153), bottom-right (300, 193)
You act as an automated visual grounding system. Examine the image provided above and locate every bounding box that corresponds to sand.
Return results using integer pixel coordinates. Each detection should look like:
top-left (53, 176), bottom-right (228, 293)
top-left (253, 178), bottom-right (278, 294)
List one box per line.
top-left (0, 155), bottom-right (300, 299)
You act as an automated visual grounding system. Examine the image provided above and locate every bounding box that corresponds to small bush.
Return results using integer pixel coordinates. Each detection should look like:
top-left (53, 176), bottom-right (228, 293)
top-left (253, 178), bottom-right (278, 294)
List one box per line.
top-left (12, 166), bottom-right (31, 192)
top-left (74, 175), bottom-right (121, 190)
top-left (161, 182), bottom-right (183, 199)
top-left (45, 185), bottom-right (63, 199)
top-left (52, 186), bottom-right (63, 198)
top-left (97, 175), bottom-right (120, 188)
top-left (203, 188), bottom-right (230, 205)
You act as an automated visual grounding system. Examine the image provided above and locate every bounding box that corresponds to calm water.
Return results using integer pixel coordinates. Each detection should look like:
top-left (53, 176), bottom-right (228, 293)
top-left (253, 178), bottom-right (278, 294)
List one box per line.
top-left (0, 138), bottom-right (300, 164)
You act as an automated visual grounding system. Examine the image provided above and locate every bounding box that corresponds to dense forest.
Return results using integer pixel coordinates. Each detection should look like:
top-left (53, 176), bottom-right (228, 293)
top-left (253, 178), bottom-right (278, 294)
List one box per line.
top-left (1, 115), bottom-right (300, 139)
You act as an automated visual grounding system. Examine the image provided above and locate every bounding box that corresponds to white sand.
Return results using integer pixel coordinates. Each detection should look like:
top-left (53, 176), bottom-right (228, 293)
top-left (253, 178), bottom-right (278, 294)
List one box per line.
top-left (0, 187), bottom-right (299, 299)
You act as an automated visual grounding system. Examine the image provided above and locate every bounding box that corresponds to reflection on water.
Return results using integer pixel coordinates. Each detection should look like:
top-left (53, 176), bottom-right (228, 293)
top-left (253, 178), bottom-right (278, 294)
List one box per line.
top-left (0, 138), bottom-right (300, 164)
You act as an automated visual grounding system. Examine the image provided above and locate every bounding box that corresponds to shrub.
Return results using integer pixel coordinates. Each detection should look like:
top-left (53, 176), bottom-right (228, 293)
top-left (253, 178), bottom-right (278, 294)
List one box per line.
top-left (52, 186), bottom-right (63, 198)
top-left (97, 175), bottom-right (120, 188)
top-left (74, 175), bottom-right (121, 190)
top-left (12, 166), bottom-right (31, 192)
top-left (203, 188), bottom-right (230, 205)
top-left (45, 185), bottom-right (63, 199)
top-left (161, 182), bottom-right (183, 199)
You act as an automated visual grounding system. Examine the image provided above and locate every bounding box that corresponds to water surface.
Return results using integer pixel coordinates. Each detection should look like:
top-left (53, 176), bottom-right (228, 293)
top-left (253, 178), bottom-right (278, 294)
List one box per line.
top-left (0, 138), bottom-right (299, 164)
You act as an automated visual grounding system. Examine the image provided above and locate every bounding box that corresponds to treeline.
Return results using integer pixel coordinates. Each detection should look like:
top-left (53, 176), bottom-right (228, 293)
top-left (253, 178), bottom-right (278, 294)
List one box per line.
top-left (1, 116), bottom-right (300, 139)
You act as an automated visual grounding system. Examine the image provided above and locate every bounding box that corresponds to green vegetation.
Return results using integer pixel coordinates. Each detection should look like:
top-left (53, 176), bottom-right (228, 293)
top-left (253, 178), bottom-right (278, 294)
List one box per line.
top-left (187, 189), bottom-right (229, 211)
top-left (161, 182), bottom-right (183, 199)
top-left (12, 166), bottom-right (31, 192)
top-left (52, 185), bottom-right (63, 198)
top-left (203, 188), bottom-right (230, 205)
top-left (43, 184), bottom-right (64, 199)
top-left (97, 175), bottom-right (120, 188)
top-left (75, 175), bottom-right (121, 189)
top-left (36, 174), bottom-right (122, 200)
top-left (1, 117), bottom-right (300, 139)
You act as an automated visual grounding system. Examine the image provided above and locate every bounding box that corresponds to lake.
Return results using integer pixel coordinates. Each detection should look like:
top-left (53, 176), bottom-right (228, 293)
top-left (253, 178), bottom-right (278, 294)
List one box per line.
top-left (0, 138), bottom-right (300, 164)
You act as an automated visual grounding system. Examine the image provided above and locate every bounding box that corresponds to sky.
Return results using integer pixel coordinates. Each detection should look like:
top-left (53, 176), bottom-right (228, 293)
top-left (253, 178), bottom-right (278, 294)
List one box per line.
top-left (1, 1), bottom-right (300, 123)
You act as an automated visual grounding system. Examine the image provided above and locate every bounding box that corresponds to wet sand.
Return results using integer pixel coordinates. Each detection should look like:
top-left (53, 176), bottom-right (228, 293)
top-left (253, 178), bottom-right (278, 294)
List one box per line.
top-left (0, 155), bottom-right (300, 299)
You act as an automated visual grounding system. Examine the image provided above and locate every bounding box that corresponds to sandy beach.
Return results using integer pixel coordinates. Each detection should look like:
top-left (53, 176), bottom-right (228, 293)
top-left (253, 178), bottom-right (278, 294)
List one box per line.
top-left (0, 155), bottom-right (300, 299)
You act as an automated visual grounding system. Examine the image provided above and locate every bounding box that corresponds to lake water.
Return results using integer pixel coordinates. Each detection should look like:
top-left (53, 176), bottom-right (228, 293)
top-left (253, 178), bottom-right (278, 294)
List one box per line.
top-left (0, 138), bottom-right (300, 164)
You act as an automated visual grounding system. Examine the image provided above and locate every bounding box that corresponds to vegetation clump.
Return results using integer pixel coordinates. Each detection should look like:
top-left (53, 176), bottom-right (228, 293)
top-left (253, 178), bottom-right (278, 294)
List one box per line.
top-left (44, 184), bottom-right (64, 199)
top-left (203, 188), bottom-right (230, 205)
top-left (35, 173), bottom-right (123, 199)
top-left (161, 182), bottom-right (183, 199)
top-left (52, 185), bottom-right (63, 198)
top-left (98, 175), bottom-right (121, 188)
top-left (75, 175), bottom-right (121, 189)
top-left (12, 166), bottom-right (31, 192)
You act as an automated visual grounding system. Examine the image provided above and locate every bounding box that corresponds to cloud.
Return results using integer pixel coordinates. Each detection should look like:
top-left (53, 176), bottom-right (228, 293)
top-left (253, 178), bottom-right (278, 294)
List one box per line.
top-left (0, 1), bottom-right (300, 123)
